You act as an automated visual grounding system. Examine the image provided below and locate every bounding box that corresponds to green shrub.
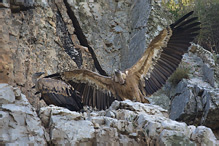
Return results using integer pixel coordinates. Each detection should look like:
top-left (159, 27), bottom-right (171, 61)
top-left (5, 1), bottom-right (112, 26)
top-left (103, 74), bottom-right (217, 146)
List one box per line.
top-left (168, 67), bottom-right (190, 86)
top-left (162, 0), bottom-right (219, 54)
top-left (161, 0), bottom-right (194, 19)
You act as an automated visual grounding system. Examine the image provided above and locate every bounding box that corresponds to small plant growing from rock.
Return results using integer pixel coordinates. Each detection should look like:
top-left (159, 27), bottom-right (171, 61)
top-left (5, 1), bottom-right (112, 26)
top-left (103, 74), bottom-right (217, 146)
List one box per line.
top-left (168, 66), bottom-right (190, 86)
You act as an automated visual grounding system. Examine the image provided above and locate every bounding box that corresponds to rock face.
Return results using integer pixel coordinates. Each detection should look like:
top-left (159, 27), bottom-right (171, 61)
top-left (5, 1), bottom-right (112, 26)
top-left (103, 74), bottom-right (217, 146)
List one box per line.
top-left (169, 44), bottom-right (219, 131)
top-left (144, 43), bottom-right (219, 134)
top-left (0, 84), bottom-right (47, 145)
top-left (4, 85), bottom-right (218, 145)
top-left (0, 0), bottom-right (173, 109)
top-left (40, 106), bottom-right (96, 145)
top-left (0, 1), bottom-right (94, 108)
top-left (1, 0), bottom-right (219, 145)
top-left (1, 83), bottom-right (218, 145)
top-left (68, 0), bottom-right (172, 73)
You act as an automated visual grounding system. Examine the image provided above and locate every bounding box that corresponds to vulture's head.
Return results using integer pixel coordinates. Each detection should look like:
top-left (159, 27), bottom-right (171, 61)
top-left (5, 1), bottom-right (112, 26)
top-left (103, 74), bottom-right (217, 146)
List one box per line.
top-left (32, 72), bottom-right (45, 84)
top-left (113, 69), bottom-right (127, 84)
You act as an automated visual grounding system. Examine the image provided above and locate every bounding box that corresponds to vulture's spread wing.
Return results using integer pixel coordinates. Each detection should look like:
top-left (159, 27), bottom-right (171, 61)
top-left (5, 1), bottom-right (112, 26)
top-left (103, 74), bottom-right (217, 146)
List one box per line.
top-left (35, 11), bottom-right (200, 111)
top-left (37, 78), bottom-right (83, 111)
top-left (127, 11), bottom-right (200, 96)
top-left (58, 69), bottom-right (121, 110)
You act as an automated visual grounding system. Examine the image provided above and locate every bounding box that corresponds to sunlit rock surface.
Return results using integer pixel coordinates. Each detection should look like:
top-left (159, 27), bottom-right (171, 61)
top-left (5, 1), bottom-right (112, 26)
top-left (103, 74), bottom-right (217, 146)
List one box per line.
top-left (38, 99), bottom-right (218, 145)
top-left (0, 84), bottom-right (47, 145)
top-left (0, 0), bottom-right (218, 145)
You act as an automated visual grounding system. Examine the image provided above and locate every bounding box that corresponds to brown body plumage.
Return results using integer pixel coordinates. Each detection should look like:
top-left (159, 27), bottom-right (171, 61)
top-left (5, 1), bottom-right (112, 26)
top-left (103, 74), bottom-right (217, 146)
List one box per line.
top-left (33, 11), bottom-right (200, 111)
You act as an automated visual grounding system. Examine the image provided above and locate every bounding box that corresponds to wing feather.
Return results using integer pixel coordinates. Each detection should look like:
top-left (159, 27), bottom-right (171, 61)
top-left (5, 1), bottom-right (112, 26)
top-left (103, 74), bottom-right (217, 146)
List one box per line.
top-left (61, 69), bottom-right (112, 91)
top-left (60, 69), bottom-right (121, 110)
top-left (170, 11), bottom-right (194, 28)
top-left (127, 11), bottom-right (200, 96)
top-left (37, 78), bottom-right (83, 111)
top-left (38, 69), bottom-right (119, 110)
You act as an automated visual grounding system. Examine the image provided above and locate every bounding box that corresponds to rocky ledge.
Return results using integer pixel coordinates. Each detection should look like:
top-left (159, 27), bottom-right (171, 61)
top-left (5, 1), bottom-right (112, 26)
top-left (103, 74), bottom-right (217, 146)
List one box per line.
top-left (0, 83), bottom-right (218, 145)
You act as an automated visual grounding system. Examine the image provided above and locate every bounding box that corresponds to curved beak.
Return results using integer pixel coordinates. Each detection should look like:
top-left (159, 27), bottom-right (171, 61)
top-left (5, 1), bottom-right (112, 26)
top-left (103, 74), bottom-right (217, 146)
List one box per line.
top-left (32, 72), bottom-right (45, 88)
top-left (36, 72), bottom-right (45, 76)
top-left (114, 69), bottom-right (120, 75)
top-left (32, 72), bottom-right (45, 79)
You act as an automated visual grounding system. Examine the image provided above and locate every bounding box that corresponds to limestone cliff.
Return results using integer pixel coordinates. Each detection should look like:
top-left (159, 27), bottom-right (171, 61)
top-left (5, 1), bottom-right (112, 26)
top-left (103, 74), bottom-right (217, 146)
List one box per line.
top-left (0, 0), bottom-right (94, 108)
top-left (0, 0), bottom-right (172, 109)
top-left (1, 84), bottom-right (218, 145)
top-left (0, 0), bottom-right (218, 145)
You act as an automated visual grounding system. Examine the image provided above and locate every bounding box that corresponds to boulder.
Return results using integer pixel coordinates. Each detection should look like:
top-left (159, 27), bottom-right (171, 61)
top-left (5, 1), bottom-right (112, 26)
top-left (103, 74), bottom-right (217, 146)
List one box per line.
top-left (0, 82), bottom-right (218, 145)
top-left (0, 84), bottom-right (47, 145)
top-left (38, 99), bottom-right (219, 145)
top-left (169, 44), bottom-right (219, 131)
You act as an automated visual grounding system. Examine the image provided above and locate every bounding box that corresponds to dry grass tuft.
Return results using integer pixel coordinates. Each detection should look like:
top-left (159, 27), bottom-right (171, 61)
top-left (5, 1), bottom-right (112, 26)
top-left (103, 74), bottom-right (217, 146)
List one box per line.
top-left (169, 67), bottom-right (190, 86)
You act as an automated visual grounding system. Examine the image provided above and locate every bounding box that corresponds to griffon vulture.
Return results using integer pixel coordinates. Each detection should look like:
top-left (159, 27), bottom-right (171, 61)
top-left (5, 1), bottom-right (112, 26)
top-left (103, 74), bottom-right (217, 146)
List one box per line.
top-left (33, 11), bottom-right (200, 111)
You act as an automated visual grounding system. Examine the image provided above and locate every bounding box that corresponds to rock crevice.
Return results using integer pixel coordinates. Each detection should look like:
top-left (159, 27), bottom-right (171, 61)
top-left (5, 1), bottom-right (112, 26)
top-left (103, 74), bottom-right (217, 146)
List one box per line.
top-left (63, 0), bottom-right (107, 76)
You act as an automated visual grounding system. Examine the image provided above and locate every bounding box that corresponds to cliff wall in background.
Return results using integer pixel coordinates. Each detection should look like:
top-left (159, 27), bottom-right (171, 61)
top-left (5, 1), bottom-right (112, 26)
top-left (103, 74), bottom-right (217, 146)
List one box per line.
top-left (0, 0), bottom-right (218, 145)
